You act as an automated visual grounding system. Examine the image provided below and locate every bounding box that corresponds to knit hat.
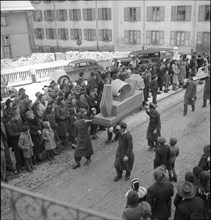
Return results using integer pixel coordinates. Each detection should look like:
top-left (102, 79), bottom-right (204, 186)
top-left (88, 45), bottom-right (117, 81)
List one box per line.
top-left (131, 178), bottom-right (140, 190)
top-left (185, 172), bottom-right (195, 184)
top-left (157, 136), bottom-right (166, 144)
top-left (170, 137), bottom-right (177, 146)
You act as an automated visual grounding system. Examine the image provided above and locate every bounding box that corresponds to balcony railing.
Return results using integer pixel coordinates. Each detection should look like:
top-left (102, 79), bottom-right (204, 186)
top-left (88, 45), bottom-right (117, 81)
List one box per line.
top-left (1, 182), bottom-right (119, 220)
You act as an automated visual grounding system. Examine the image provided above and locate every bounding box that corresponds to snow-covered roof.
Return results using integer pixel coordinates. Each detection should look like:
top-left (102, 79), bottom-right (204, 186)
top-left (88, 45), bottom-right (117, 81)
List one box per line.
top-left (1, 1), bottom-right (34, 13)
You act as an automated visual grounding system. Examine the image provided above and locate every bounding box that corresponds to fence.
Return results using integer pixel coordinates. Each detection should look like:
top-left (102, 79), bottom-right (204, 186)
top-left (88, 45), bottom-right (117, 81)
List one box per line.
top-left (1, 182), bottom-right (119, 220)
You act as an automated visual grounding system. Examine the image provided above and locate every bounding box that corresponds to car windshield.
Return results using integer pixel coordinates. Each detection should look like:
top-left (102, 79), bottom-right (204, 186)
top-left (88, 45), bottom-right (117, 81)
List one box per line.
top-left (68, 63), bottom-right (75, 69)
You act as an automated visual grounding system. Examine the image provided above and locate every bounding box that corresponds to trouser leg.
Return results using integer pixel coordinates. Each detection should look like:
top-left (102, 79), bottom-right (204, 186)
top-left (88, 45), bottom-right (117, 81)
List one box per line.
top-left (14, 146), bottom-right (24, 171)
top-left (191, 104), bottom-right (195, 111)
top-left (184, 104), bottom-right (188, 115)
top-left (203, 99), bottom-right (206, 107)
top-left (1, 150), bottom-right (7, 181)
top-left (125, 170), bottom-right (131, 178)
top-left (25, 158), bottom-right (32, 172)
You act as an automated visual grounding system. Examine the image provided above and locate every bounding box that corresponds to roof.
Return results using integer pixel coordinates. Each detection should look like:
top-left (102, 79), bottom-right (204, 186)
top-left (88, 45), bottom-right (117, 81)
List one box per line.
top-left (129, 48), bottom-right (173, 56)
top-left (1, 1), bottom-right (34, 12)
top-left (69, 59), bottom-right (97, 64)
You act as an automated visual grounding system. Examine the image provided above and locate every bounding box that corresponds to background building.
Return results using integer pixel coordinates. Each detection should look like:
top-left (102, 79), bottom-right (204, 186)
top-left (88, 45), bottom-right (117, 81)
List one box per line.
top-left (1, 1), bottom-right (34, 59)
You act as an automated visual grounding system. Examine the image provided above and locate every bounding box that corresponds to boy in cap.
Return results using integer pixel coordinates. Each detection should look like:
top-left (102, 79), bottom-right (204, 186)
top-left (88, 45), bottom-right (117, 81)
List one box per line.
top-left (18, 125), bottom-right (34, 172)
top-left (167, 137), bottom-right (179, 182)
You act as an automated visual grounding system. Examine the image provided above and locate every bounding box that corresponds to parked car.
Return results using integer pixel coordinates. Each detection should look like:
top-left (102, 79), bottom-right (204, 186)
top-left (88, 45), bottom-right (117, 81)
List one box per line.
top-left (65, 59), bottom-right (104, 82)
top-left (112, 49), bottom-right (173, 67)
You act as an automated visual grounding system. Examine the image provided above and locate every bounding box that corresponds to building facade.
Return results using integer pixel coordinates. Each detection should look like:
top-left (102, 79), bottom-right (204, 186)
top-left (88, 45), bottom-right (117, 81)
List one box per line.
top-left (30, 0), bottom-right (210, 54)
top-left (1, 1), bottom-right (34, 59)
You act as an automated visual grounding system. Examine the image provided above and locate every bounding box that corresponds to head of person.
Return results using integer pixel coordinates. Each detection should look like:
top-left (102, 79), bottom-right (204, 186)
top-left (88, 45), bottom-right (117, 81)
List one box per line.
top-left (46, 104), bottom-right (54, 115)
top-left (19, 88), bottom-right (26, 96)
top-left (57, 96), bottom-right (65, 106)
top-left (25, 99), bottom-right (33, 109)
top-left (25, 110), bottom-right (35, 120)
top-left (198, 171), bottom-right (210, 189)
top-left (42, 85), bottom-right (48, 94)
top-left (43, 121), bottom-right (50, 129)
top-left (203, 144), bottom-right (210, 155)
top-left (153, 167), bottom-right (166, 184)
top-left (131, 178), bottom-right (140, 191)
top-left (35, 92), bottom-right (43, 100)
top-left (119, 122), bottom-right (127, 134)
top-left (126, 191), bottom-right (139, 207)
top-left (139, 201), bottom-right (152, 220)
top-left (91, 107), bottom-right (97, 115)
top-left (193, 166), bottom-right (203, 178)
top-left (79, 108), bottom-right (87, 117)
top-left (5, 99), bottom-right (13, 108)
top-left (71, 97), bottom-right (76, 105)
top-left (10, 104), bottom-right (20, 119)
top-left (170, 137), bottom-right (177, 146)
top-left (185, 171), bottom-right (195, 184)
top-left (176, 181), bottom-right (196, 199)
top-left (157, 136), bottom-right (166, 145)
top-left (21, 125), bottom-right (30, 133)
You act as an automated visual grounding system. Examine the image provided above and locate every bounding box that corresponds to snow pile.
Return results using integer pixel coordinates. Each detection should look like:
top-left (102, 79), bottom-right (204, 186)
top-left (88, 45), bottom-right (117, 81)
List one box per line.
top-left (1, 51), bottom-right (130, 70)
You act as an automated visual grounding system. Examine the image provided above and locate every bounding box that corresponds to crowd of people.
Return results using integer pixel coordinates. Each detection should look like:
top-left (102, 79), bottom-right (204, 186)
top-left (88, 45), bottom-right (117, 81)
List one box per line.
top-left (0, 51), bottom-right (210, 219)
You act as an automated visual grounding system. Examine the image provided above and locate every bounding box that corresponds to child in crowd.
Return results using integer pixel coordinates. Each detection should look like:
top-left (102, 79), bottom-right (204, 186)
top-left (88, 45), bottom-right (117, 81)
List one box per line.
top-left (192, 166), bottom-right (203, 187)
top-left (198, 144), bottom-right (210, 171)
top-left (167, 137), bottom-right (179, 182)
top-left (42, 121), bottom-right (57, 161)
top-left (139, 201), bottom-right (152, 220)
top-left (125, 177), bottom-right (147, 206)
top-left (18, 125), bottom-right (34, 172)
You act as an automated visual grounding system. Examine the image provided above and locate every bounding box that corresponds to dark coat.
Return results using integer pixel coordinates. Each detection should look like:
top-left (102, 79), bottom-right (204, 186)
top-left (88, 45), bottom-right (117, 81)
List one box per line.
top-left (24, 118), bottom-right (43, 156)
top-left (183, 81), bottom-right (197, 105)
top-left (55, 104), bottom-right (70, 136)
top-left (146, 181), bottom-right (174, 219)
top-left (203, 76), bottom-right (210, 100)
top-left (122, 204), bottom-right (142, 220)
top-left (114, 131), bottom-right (134, 171)
top-left (198, 153), bottom-right (210, 171)
top-left (154, 144), bottom-right (170, 169)
top-left (174, 197), bottom-right (206, 220)
top-left (74, 119), bottom-right (93, 158)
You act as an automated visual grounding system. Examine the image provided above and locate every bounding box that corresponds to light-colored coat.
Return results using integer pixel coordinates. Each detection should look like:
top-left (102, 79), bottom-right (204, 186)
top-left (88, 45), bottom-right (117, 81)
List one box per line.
top-left (18, 131), bottom-right (34, 158)
top-left (42, 127), bottom-right (56, 150)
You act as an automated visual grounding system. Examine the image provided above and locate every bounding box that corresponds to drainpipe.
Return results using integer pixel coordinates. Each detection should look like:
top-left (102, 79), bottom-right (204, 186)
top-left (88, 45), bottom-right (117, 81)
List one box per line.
top-left (95, 0), bottom-right (99, 51)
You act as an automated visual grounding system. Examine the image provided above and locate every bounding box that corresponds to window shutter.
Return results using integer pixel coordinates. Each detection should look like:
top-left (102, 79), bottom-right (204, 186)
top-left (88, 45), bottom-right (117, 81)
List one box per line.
top-left (51, 11), bottom-right (55, 21)
top-left (185, 31), bottom-right (190, 46)
top-left (92, 9), bottom-right (96, 20)
top-left (46, 29), bottom-right (49, 39)
top-left (124, 30), bottom-right (129, 44)
top-left (98, 8), bottom-right (102, 20)
top-left (171, 6), bottom-right (177, 21)
top-left (41, 29), bottom-right (44, 38)
top-left (146, 31), bottom-right (151, 45)
top-left (108, 29), bottom-right (112, 41)
top-left (69, 9), bottom-right (73, 21)
top-left (185, 6), bottom-right (191, 21)
top-left (197, 32), bottom-right (202, 44)
top-left (44, 10), bottom-right (47, 21)
top-left (147, 7), bottom-right (152, 21)
top-left (159, 31), bottom-right (164, 45)
top-left (56, 10), bottom-right (60, 21)
top-left (40, 11), bottom-right (43, 21)
top-left (53, 29), bottom-right (56, 39)
top-left (64, 10), bottom-right (67, 21)
top-left (124, 8), bottom-right (129, 21)
top-left (93, 29), bottom-right (96, 41)
top-left (33, 11), bottom-right (36, 21)
top-left (136, 31), bottom-right (141, 44)
top-left (70, 29), bottom-right (74, 40)
top-left (108, 8), bottom-right (111, 20)
top-left (136, 7), bottom-right (141, 21)
top-left (84, 29), bottom-right (88, 40)
top-left (170, 31), bottom-right (175, 46)
top-left (99, 29), bottom-right (102, 41)
top-left (34, 29), bottom-right (38, 37)
top-left (198, 5), bottom-right (205, 21)
top-left (58, 29), bottom-right (61, 39)
top-left (77, 9), bottom-right (81, 21)
top-left (65, 29), bottom-right (68, 39)
top-left (160, 6), bottom-right (165, 21)
top-left (83, 9), bottom-right (87, 21)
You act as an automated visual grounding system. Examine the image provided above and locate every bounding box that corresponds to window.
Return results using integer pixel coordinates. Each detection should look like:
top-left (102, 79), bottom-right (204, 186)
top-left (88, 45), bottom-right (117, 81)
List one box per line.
top-left (46, 28), bottom-right (56, 39)
top-left (33, 10), bottom-right (43, 22)
top-left (84, 29), bottom-right (96, 41)
top-left (124, 7), bottom-right (141, 21)
top-left (1, 16), bottom-right (7, 26)
top-left (34, 28), bottom-right (44, 39)
top-left (2, 46), bottom-right (11, 59)
top-left (58, 29), bottom-right (68, 40)
top-left (171, 6), bottom-right (191, 21)
top-left (152, 7), bottom-right (160, 21)
top-left (56, 10), bottom-right (67, 21)
top-left (146, 31), bottom-right (164, 45)
top-left (98, 8), bottom-right (111, 20)
top-left (83, 8), bottom-right (95, 21)
top-left (147, 7), bottom-right (165, 21)
top-left (99, 29), bottom-right (112, 41)
top-left (70, 29), bottom-right (82, 40)
top-left (124, 30), bottom-right (141, 44)
top-left (44, 10), bottom-right (55, 21)
top-left (170, 31), bottom-right (190, 46)
top-left (2, 36), bottom-right (10, 46)
top-left (197, 32), bottom-right (210, 46)
top-left (199, 5), bottom-right (211, 21)
top-left (79, 62), bottom-right (87, 68)
top-left (69, 9), bottom-right (81, 21)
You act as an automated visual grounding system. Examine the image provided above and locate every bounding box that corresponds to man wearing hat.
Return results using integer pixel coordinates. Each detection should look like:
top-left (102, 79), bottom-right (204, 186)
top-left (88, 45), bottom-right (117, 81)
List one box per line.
top-left (174, 181), bottom-right (206, 219)
top-left (113, 122), bottom-right (135, 181)
top-left (183, 76), bottom-right (197, 116)
top-left (18, 88), bottom-right (30, 116)
top-left (145, 102), bottom-right (161, 151)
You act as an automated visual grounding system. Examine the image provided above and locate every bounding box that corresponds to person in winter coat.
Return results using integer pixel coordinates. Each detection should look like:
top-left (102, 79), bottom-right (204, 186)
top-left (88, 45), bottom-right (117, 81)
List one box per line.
top-left (178, 58), bottom-right (187, 87)
top-left (153, 136), bottom-right (170, 170)
top-left (145, 103), bottom-right (161, 151)
top-left (113, 122), bottom-right (134, 182)
top-left (198, 144), bottom-right (210, 171)
top-left (3, 98), bottom-right (13, 124)
top-left (72, 112), bottom-right (94, 169)
top-left (163, 64), bottom-right (171, 93)
top-left (183, 76), bottom-right (197, 116)
top-left (167, 137), bottom-right (179, 182)
top-left (42, 121), bottom-right (57, 161)
top-left (202, 72), bottom-right (210, 108)
top-left (6, 105), bottom-right (24, 173)
top-left (24, 110), bottom-right (43, 164)
top-left (55, 96), bottom-right (70, 146)
top-left (142, 67), bottom-right (152, 106)
top-left (172, 61), bottom-right (180, 90)
top-left (149, 75), bottom-right (158, 105)
top-left (146, 167), bottom-right (174, 220)
top-left (18, 125), bottom-right (34, 172)
top-left (174, 181), bottom-right (206, 220)
top-left (125, 177), bottom-right (147, 205)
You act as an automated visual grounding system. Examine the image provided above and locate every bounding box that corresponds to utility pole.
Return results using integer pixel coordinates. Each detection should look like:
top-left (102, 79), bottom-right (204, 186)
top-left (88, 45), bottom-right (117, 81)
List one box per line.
top-left (95, 0), bottom-right (99, 51)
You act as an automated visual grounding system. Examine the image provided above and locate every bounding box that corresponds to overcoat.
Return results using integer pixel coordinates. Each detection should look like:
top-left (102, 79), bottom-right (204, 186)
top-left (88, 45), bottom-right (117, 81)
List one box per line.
top-left (203, 76), bottom-right (210, 100)
top-left (18, 132), bottom-right (34, 158)
top-left (55, 104), bottom-right (70, 136)
top-left (42, 128), bottom-right (56, 150)
top-left (172, 63), bottom-right (179, 84)
top-left (74, 119), bottom-right (93, 158)
top-left (146, 181), bottom-right (174, 219)
top-left (178, 60), bottom-right (186, 83)
top-left (154, 144), bottom-right (170, 169)
top-left (183, 81), bottom-right (197, 105)
top-left (114, 131), bottom-right (134, 171)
